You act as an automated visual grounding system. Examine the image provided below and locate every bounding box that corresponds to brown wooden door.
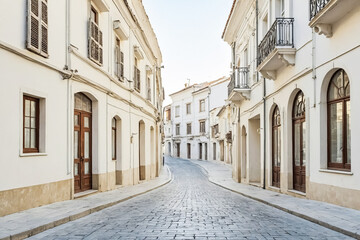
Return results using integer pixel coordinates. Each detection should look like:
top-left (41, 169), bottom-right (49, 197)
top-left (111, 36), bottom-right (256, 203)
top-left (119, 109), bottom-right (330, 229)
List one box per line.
top-left (272, 126), bottom-right (281, 187)
top-left (293, 119), bottom-right (306, 192)
top-left (176, 143), bottom-right (180, 157)
top-left (74, 110), bottom-right (92, 193)
top-left (272, 127), bottom-right (280, 188)
top-left (187, 143), bottom-right (191, 159)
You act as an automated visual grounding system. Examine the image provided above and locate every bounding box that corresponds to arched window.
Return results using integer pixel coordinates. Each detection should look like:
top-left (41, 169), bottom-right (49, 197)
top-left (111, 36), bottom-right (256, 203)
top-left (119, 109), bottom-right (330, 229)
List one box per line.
top-left (272, 106), bottom-right (281, 188)
top-left (112, 118), bottom-right (116, 160)
top-left (292, 90), bottom-right (306, 193)
top-left (327, 69), bottom-right (350, 170)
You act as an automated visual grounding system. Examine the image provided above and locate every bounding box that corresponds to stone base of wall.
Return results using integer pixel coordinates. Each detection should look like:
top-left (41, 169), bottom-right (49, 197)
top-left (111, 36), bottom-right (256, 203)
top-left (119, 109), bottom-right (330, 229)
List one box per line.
top-left (0, 179), bottom-right (71, 217)
top-left (308, 181), bottom-right (360, 211)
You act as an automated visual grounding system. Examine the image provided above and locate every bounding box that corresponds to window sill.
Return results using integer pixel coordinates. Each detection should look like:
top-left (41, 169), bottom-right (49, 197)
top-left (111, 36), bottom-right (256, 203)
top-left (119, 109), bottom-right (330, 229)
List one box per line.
top-left (20, 152), bottom-right (48, 157)
top-left (319, 169), bottom-right (353, 175)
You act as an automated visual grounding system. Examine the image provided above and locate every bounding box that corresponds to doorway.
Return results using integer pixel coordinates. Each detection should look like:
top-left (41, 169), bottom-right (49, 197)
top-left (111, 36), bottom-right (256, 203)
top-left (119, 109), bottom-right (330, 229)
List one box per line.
top-left (199, 143), bottom-right (202, 159)
top-left (249, 116), bottom-right (261, 184)
top-left (272, 106), bottom-right (281, 188)
top-left (176, 142), bottom-right (180, 157)
top-left (74, 93), bottom-right (92, 193)
top-left (220, 140), bottom-right (224, 161)
top-left (204, 143), bottom-right (208, 160)
top-left (213, 143), bottom-right (216, 160)
top-left (293, 91), bottom-right (306, 192)
top-left (241, 126), bottom-right (247, 179)
top-left (187, 143), bottom-right (191, 159)
top-left (139, 121), bottom-right (146, 181)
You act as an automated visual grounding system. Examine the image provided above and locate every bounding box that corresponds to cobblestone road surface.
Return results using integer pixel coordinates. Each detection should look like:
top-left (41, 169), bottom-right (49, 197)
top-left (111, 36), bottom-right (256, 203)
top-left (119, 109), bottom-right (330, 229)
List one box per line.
top-left (29, 157), bottom-right (352, 239)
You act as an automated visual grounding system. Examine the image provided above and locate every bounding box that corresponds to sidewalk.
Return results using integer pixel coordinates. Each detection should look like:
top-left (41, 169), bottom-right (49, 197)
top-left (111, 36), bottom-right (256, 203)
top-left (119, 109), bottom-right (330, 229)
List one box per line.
top-left (0, 165), bottom-right (172, 240)
top-left (190, 159), bottom-right (360, 240)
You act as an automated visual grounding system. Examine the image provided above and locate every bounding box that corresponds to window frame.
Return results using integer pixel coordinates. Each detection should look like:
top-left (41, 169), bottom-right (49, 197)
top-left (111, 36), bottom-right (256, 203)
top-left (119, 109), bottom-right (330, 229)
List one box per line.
top-left (27, 0), bottom-right (49, 57)
top-left (187, 123), bottom-right (192, 135)
top-left (199, 99), bottom-right (205, 112)
top-left (199, 120), bottom-right (206, 133)
top-left (175, 106), bottom-right (180, 117)
top-left (134, 57), bottom-right (141, 92)
top-left (114, 37), bottom-right (124, 80)
top-left (186, 103), bottom-right (191, 114)
top-left (88, 5), bottom-right (103, 65)
top-left (23, 95), bottom-right (40, 153)
top-left (327, 69), bottom-right (351, 171)
top-left (176, 124), bottom-right (180, 135)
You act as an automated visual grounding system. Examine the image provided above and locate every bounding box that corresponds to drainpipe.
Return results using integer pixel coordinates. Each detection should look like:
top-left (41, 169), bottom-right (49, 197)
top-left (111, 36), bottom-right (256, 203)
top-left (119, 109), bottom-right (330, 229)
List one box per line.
top-left (207, 87), bottom-right (211, 160)
top-left (255, 0), bottom-right (266, 190)
top-left (312, 29), bottom-right (316, 108)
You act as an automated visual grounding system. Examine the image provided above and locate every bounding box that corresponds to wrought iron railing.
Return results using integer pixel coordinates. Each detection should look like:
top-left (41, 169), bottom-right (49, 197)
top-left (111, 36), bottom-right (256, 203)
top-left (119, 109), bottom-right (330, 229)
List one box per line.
top-left (310, 0), bottom-right (330, 20)
top-left (228, 67), bottom-right (249, 96)
top-left (258, 18), bottom-right (294, 66)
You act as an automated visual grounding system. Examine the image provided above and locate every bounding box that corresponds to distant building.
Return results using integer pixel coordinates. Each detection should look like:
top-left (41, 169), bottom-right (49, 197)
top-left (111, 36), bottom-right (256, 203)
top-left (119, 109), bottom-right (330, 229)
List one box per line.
top-left (164, 77), bottom-right (229, 160)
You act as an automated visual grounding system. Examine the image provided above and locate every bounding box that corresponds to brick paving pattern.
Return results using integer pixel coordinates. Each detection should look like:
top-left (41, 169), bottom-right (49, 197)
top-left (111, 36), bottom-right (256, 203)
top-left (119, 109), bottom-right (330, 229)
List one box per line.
top-left (29, 157), bottom-right (353, 239)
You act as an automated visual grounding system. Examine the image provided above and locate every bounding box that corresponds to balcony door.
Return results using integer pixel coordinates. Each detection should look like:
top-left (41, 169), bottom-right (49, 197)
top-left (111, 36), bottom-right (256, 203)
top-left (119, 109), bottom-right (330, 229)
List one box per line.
top-left (74, 93), bottom-right (92, 193)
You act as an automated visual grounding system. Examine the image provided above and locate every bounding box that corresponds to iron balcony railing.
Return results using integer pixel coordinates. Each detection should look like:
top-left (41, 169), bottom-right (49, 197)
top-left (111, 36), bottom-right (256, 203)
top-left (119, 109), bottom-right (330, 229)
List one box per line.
top-left (258, 18), bottom-right (294, 66)
top-left (228, 67), bottom-right (249, 96)
top-left (310, 0), bottom-right (330, 20)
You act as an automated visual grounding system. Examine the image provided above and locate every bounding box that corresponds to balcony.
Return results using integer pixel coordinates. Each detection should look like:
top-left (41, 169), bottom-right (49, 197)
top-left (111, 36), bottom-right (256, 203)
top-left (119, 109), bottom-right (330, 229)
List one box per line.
top-left (228, 67), bottom-right (251, 102)
top-left (309, 0), bottom-right (360, 38)
top-left (257, 18), bottom-right (295, 80)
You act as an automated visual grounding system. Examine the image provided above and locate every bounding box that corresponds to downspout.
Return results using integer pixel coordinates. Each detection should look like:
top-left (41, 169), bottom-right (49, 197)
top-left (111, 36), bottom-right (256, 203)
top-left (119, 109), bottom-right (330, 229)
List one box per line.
top-left (106, 94), bottom-right (109, 190)
top-left (256, 0), bottom-right (266, 190)
top-left (312, 29), bottom-right (316, 108)
top-left (207, 87), bottom-right (211, 160)
top-left (65, 0), bottom-right (71, 176)
top-left (65, 0), bottom-right (73, 201)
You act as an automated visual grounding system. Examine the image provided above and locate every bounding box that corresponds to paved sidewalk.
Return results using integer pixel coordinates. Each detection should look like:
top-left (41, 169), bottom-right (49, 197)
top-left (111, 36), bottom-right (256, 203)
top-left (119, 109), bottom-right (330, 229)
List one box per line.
top-left (0, 165), bottom-right (171, 240)
top-left (190, 159), bottom-right (360, 239)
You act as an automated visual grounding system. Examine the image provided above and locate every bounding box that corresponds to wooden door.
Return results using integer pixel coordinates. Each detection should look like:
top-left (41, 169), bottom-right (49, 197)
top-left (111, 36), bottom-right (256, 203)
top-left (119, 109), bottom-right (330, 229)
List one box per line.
top-left (293, 119), bottom-right (306, 192)
top-left (272, 126), bottom-right (280, 188)
top-left (272, 107), bottom-right (281, 188)
top-left (74, 110), bottom-right (92, 193)
top-left (176, 143), bottom-right (180, 157)
top-left (199, 143), bottom-right (202, 159)
top-left (187, 143), bottom-right (191, 159)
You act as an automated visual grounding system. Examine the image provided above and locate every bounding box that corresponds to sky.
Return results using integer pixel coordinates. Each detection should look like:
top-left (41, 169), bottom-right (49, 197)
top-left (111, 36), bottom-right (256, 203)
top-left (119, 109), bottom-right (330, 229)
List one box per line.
top-left (142, 0), bottom-right (234, 105)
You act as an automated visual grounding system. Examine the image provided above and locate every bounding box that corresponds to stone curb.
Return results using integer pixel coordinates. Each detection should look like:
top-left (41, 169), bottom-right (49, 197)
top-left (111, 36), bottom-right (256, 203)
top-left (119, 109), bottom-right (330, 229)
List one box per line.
top-left (1, 165), bottom-right (172, 240)
top-left (191, 160), bottom-right (360, 240)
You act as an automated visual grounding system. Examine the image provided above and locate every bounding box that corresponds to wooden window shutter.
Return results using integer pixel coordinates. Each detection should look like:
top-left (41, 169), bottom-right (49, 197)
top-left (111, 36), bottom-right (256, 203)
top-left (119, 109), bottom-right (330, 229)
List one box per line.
top-left (114, 45), bottom-right (120, 78)
top-left (137, 68), bottom-right (141, 91)
top-left (88, 18), bottom-right (103, 65)
top-left (120, 51), bottom-right (124, 78)
top-left (27, 0), bottom-right (48, 57)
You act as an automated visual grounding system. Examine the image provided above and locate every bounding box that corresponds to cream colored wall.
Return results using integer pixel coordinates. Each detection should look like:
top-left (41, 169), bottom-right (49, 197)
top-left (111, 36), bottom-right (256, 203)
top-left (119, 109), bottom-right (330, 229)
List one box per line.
top-left (226, 0), bottom-right (360, 209)
top-left (0, 0), bottom-right (163, 215)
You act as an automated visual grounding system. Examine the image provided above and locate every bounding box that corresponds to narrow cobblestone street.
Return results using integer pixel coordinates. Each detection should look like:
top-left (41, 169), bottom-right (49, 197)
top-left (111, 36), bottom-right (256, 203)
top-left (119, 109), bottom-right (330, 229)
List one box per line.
top-left (29, 157), bottom-right (352, 240)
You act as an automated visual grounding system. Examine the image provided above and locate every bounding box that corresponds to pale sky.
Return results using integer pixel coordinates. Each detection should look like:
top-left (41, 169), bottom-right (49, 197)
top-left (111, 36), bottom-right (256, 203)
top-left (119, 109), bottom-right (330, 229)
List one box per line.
top-left (142, 0), bottom-right (234, 105)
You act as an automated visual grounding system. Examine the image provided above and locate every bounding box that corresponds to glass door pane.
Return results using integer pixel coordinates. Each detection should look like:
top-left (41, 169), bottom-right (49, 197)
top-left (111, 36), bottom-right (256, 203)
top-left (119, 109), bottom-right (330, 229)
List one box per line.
top-left (294, 123), bottom-right (301, 167)
top-left (346, 101), bottom-right (351, 164)
top-left (329, 102), bottom-right (343, 164)
top-left (302, 121), bottom-right (306, 167)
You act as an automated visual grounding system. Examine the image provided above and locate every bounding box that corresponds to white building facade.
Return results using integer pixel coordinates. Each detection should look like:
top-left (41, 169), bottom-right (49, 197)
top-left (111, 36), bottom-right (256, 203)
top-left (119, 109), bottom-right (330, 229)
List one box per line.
top-left (223, 0), bottom-right (360, 210)
top-left (0, 0), bottom-right (164, 216)
top-left (165, 78), bottom-right (229, 161)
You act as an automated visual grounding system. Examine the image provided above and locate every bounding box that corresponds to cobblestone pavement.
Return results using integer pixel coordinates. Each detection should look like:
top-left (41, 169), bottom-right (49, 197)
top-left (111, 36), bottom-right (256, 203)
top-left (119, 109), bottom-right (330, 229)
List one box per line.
top-left (29, 157), bottom-right (352, 240)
